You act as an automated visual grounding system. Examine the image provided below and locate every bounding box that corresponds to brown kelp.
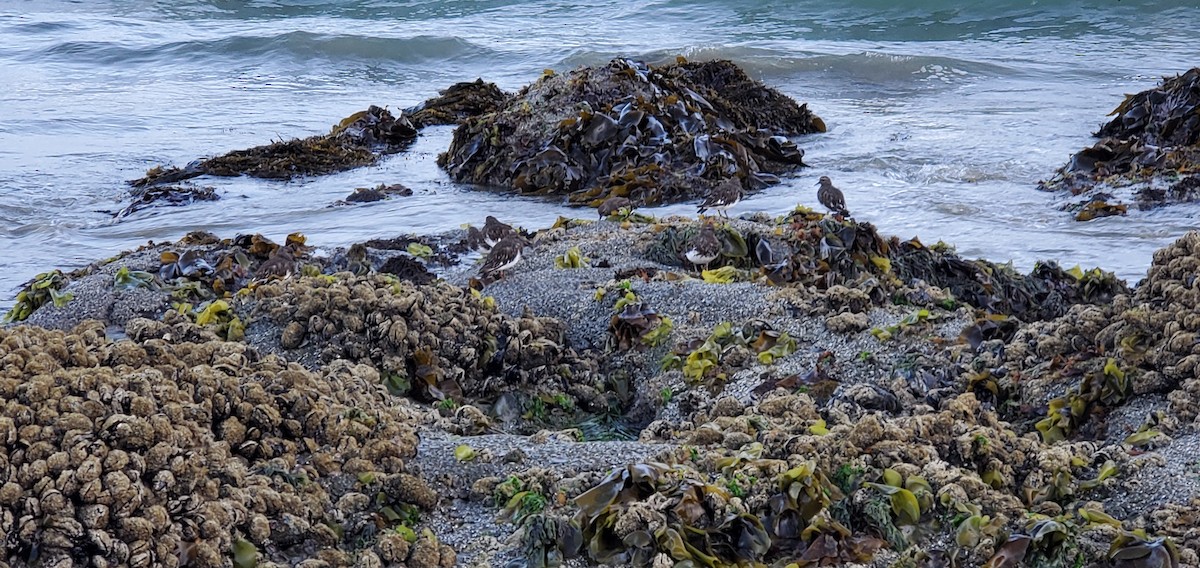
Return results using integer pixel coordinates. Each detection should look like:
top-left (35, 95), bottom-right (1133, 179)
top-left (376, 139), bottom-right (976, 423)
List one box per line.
top-left (438, 58), bottom-right (824, 207)
top-left (407, 78), bottom-right (509, 128)
top-left (130, 105), bottom-right (418, 186)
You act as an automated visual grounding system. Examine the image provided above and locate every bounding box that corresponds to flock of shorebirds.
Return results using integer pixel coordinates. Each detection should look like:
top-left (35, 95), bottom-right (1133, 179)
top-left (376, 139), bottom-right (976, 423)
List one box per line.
top-left (468, 175), bottom-right (852, 282)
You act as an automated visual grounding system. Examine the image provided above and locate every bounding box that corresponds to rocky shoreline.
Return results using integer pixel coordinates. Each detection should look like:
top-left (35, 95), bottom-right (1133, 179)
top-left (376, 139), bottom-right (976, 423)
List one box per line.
top-left (3, 208), bottom-right (1198, 567)
top-left (4, 58), bottom-right (1200, 568)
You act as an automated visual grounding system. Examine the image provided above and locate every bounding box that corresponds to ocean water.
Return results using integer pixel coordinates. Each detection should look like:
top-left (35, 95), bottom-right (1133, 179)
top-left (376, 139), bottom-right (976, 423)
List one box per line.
top-left (1, 0), bottom-right (1198, 308)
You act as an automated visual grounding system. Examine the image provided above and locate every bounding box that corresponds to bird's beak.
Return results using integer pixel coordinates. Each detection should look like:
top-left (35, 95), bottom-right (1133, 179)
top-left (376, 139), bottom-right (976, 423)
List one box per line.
top-left (814, 181), bottom-right (821, 186)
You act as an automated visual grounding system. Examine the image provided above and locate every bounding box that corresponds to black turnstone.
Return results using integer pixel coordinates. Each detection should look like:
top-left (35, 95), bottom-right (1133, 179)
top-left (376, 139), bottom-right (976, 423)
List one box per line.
top-left (598, 196), bottom-right (634, 219)
top-left (817, 176), bottom-right (851, 217)
top-left (479, 235), bottom-right (525, 279)
top-left (466, 226), bottom-right (491, 253)
top-left (483, 215), bottom-right (515, 247)
top-left (255, 245), bottom-right (296, 279)
top-left (697, 178), bottom-right (743, 218)
top-left (683, 222), bottom-right (721, 270)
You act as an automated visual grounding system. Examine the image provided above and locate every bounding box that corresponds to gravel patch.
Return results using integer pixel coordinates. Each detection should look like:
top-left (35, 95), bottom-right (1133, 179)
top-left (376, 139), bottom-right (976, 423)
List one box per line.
top-left (413, 429), bottom-right (674, 566)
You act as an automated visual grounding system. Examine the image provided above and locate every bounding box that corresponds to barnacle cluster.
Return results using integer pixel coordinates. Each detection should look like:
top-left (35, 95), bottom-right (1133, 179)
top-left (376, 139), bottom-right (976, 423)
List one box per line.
top-left (0, 320), bottom-right (452, 567)
top-left (621, 374), bottom-right (1195, 567)
top-left (1002, 231), bottom-right (1200, 431)
top-left (438, 58), bottom-right (823, 207)
top-left (248, 272), bottom-right (617, 429)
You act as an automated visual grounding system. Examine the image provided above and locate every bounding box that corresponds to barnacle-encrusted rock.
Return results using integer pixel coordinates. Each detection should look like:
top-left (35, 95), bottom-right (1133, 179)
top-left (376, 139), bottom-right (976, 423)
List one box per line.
top-left (1002, 231), bottom-right (1200, 431)
top-left (825, 311), bottom-right (869, 333)
top-left (439, 58), bottom-right (824, 207)
top-left (0, 321), bottom-right (446, 567)
top-left (249, 273), bottom-right (614, 431)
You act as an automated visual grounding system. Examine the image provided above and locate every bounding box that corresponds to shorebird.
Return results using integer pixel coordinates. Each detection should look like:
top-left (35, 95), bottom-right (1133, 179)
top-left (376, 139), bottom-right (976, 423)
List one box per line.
top-left (255, 245), bottom-right (296, 279)
top-left (817, 176), bottom-right (851, 217)
top-left (479, 235), bottom-right (525, 280)
top-left (466, 226), bottom-right (492, 253)
top-left (697, 178), bottom-right (743, 219)
top-left (482, 215), bottom-right (515, 247)
top-left (683, 222), bottom-right (721, 271)
top-left (344, 243), bottom-right (370, 275)
top-left (597, 196), bottom-right (634, 219)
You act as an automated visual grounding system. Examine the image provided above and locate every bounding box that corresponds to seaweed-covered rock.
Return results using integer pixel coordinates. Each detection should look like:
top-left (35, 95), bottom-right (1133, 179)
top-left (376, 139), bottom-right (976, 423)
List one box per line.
top-left (890, 240), bottom-right (1128, 322)
top-left (648, 209), bottom-right (1128, 323)
top-left (131, 105), bottom-right (418, 186)
top-left (407, 78), bottom-right (509, 128)
top-left (438, 58), bottom-right (824, 207)
top-left (1041, 68), bottom-right (1200, 217)
top-left (0, 320), bottom-right (442, 567)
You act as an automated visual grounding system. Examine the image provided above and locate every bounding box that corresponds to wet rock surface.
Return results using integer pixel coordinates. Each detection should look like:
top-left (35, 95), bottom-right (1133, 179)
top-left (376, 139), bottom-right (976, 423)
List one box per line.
top-left (9, 196), bottom-right (1199, 567)
top-left (337, 183), bottom-right (414, 205)
top-left (9, 203), bottom-right (1197, 567)
top-left (1042, 67), bottom-right (1200, 219)
top-left (438, 58), bottom-right (825, 208)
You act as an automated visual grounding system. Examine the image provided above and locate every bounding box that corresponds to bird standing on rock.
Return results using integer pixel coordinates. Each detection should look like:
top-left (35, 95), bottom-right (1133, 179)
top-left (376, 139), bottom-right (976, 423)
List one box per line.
top-left (479, 235), bottom-right (525, 280)
top-left (597, 196), bottom-right (634, 219)
top-left (697, 178), bottom-right (743, 219)
top-left (255, 245), bottom-right (296, 279)
top-left (466, 226), bottom-right (491, 253)
top-left (482, 215), bottom-right (515, 247)
top-left (817, 176), bottom-right (850, 217)
top-left (683, 222), bottom-right (721, 271)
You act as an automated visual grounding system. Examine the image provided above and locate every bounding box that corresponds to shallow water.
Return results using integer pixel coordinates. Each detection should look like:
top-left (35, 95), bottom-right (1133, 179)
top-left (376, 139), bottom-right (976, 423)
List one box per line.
top-left (2, 0), bottom-right (1199, 308)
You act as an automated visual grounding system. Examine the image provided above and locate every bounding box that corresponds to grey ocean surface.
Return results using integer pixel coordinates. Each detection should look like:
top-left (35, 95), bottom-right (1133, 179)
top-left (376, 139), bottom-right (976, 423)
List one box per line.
top-left (1, 0), bottom-right (1198, 307)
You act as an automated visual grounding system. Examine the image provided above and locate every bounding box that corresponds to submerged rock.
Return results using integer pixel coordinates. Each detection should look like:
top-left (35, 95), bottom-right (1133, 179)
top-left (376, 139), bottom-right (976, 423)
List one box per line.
top-left (438, 58), bottom-right (825, 208)
top-left (1041, 67), bottom-right (1200, 217)
top-left (112, 183), bottom-right (220, 219)
top-left (338, 182), bottom-right (413, 205)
